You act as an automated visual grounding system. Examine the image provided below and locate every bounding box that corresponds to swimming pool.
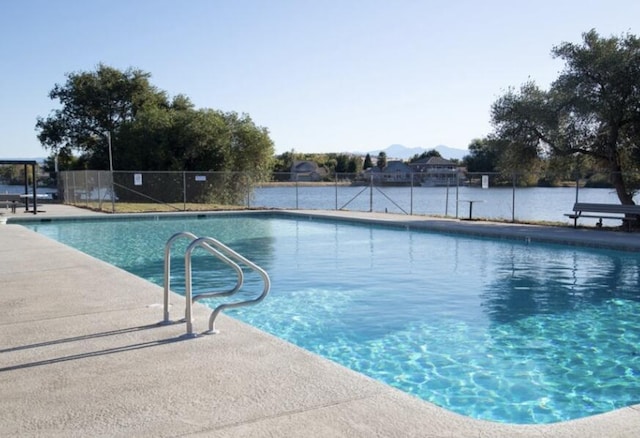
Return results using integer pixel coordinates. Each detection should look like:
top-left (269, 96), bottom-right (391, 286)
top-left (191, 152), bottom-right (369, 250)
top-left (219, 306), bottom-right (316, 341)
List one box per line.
top-left (22, 213), bottom-right (640, 424)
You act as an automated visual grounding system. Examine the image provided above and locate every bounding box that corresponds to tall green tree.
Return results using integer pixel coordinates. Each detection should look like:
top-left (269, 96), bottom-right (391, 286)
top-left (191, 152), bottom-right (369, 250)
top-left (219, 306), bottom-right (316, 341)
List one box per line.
top-left (36, 64), bottom-right (274, 179)
top-left (363, 153), bottom-right (373, 169)
top-left (491, 29), bottom-right (640, 204)
top-left (222, 111), bottom-right (274, 178)
top-left (408, 149), bottom-right (441, 163)
top-left (376, 151), bottom-right (387, 169)
top-left (463, 138), bottom-right (501, 173)
top-left (36, 64), bottom-right (166, 169)
top-left (335, 154), bottom-right (350, 173)
top-left (347, 155), bottom-right (363, 174)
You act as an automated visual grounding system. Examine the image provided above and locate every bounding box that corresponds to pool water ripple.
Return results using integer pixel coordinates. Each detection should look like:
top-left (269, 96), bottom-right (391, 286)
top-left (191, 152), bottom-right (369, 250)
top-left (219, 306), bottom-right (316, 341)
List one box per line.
top-left (23, 215), bottom-right (640, 424)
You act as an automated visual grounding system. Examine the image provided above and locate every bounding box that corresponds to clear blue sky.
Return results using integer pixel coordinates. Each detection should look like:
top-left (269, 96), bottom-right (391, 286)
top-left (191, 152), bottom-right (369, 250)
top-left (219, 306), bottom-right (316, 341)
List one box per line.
top-left (1, 0), bottom-right (639, 159)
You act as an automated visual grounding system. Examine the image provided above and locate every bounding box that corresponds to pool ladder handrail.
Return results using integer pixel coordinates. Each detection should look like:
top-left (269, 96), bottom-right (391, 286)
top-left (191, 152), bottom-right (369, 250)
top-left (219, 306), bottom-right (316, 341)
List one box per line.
top-left (163, 232), bottom-right (242, 323)
top-left (163, 232), bottom-right (271, 336)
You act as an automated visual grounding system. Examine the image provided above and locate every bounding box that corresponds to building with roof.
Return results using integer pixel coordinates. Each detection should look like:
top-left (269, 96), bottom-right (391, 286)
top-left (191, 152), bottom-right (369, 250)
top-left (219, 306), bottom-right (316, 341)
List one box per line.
top-left (408, 156), bottom-right (463, 186)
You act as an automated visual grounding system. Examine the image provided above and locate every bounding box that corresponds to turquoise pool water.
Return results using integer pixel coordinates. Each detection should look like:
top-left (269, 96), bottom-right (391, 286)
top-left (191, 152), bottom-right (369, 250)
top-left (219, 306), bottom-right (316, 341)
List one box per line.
top-left (23, 214), bottom-right (640, 424)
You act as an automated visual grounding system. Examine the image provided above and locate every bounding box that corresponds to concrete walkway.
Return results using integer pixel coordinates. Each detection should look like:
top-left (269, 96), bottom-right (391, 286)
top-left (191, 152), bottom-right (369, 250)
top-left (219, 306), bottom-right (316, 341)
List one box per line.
top-left (2, 204), bottom-right (640, 437)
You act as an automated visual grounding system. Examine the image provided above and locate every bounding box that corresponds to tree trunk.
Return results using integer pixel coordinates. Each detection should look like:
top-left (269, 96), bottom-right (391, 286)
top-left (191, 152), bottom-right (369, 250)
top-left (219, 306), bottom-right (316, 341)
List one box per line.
top-left (610, 165), bottom-right (635, 205)
top-left (609, 162), bottom-right (639, 229)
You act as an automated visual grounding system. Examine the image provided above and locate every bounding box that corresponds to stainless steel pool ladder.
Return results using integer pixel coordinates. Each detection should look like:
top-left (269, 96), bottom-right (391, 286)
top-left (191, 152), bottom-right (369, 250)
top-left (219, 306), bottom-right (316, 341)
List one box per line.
top-left (162, 231), bottom-right (271, 336)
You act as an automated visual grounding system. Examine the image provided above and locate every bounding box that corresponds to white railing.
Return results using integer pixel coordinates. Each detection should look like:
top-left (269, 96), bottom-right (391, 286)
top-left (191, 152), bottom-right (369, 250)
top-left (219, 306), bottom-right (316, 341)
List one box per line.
top-left (163, 232), bottom-right (270, 336)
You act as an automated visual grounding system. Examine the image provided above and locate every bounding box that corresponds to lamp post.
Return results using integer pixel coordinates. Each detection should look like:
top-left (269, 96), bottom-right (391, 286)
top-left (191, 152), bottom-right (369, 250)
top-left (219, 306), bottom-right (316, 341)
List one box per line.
top-left (106, 131), bottom-right (115, 213)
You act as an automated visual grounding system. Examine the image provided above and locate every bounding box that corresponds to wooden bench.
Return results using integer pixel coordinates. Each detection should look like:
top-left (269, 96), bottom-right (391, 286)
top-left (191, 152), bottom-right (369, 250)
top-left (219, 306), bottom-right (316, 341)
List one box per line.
top-left (566, 202), bottom-right (640, 229)
top-left (0, 194), bottom-right (25, 213)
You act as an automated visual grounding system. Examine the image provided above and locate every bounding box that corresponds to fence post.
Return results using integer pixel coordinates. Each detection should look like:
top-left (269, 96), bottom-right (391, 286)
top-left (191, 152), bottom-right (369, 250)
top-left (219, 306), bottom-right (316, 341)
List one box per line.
top-left (110, 171), bottom-right (115, 214)
top-left (335, 172), bottom-right (338, 210)
top-left (295, 174), bottom-right (299, 209)
top-left (455, 174), bottom-right (460, 218)
top-left (445, 178), bottom-right (450, 217)
top-left (72, 172), bottom-right (77, 205)
top-left (183, 171), bottom-right (187, 211)
top-left (512, 173), bottom-right (516, 222)
top-left (410, 173), bottom-right (414, 215)
top-left (64, 171), bottom-right (68, 204)
top-left (369, 174), bottom-right (373, 212)
top-left (84, 170), bottom-right (90, 208)
top-left (97, 171), bottom-right (102, 211)
top-left (247, 172), bottom-right (251, 208)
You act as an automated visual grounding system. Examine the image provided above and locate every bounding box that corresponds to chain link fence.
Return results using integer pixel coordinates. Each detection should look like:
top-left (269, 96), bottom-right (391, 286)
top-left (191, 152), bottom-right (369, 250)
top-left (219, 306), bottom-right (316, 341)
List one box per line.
top-left (59, 170), bottom-right (255, 212)
top-left (57, 170), bottom-right (639, 225)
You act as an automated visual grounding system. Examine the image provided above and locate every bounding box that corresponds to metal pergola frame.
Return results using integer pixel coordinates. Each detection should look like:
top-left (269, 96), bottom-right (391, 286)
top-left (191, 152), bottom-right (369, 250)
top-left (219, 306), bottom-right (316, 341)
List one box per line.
top-left (0, 160), bottom-right (38, 214)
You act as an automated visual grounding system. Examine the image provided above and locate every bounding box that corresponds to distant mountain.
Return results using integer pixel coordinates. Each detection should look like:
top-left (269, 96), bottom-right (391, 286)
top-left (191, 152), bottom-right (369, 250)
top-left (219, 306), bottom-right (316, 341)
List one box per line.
top-left (367, 144), bottom-right (468, 161)
top-left (433, 145), bottom-right (468, 161)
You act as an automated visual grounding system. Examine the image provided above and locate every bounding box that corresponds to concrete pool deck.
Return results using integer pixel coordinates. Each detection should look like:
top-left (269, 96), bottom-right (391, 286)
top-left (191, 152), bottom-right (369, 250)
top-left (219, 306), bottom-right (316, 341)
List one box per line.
top-left (2, 205), bottom-right (640, 437)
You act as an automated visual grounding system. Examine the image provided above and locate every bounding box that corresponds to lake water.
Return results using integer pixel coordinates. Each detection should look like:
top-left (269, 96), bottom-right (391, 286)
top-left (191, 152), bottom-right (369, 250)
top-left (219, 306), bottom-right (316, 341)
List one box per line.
top-left (249, 186), bottom-right (638, 225)
top-left (0, 184), bottom-right (56, 197)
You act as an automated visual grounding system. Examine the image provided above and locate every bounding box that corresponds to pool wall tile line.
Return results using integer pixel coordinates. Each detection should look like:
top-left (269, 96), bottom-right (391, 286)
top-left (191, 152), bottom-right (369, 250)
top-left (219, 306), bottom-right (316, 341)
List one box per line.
top-left (2, 204), bottom-right (640, 437)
